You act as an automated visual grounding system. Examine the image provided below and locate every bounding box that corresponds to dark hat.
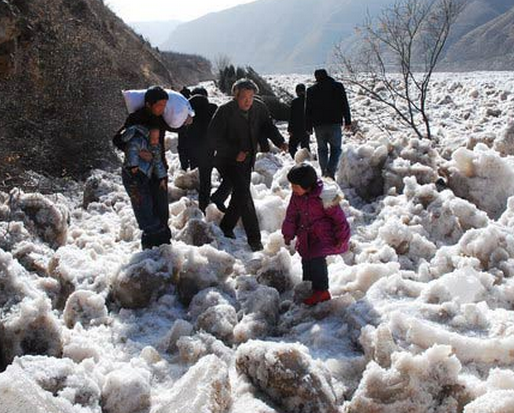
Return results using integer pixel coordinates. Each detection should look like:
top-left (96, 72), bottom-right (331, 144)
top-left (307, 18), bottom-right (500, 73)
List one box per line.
top-left (180, 86), bottom-right (191, 99)
top-left (314, 69), bottom-right (328, 82)
top-left (295, 83), bottom-right (306, 95)
top-left (145, 86), bottom-right (169, 105)
top-left (287, 163), bottom-right (318, 190)
top-left (191, 87), bottom-right (208, 97)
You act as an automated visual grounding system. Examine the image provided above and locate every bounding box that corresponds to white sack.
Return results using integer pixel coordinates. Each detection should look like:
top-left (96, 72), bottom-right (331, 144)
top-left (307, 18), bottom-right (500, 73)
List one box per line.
top-left (122, 89), bottom-right (195, 129)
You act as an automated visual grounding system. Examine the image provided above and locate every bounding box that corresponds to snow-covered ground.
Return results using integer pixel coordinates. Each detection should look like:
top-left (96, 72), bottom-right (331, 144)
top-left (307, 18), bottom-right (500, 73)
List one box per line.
top-left (1, 72), bottom-right (514, 413)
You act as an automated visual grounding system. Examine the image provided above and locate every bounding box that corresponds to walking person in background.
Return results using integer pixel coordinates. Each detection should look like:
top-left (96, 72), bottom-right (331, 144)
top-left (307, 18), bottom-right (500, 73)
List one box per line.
top-left (287, 83), bottom-right (310, 158)
top-left (282, 163), bottom-right (351, 305)
top-left (208, 78), bottom-right (287, 251)
top-left (186, 87), bottom-right (218, 212)
top-left (113, 86), bottom-right (172, 245)
top-left (305, 69), bottom-right (352, 180)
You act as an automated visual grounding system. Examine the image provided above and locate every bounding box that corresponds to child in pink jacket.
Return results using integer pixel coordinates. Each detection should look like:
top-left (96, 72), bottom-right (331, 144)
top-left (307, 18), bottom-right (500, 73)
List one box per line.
top-left (282, 163), bottom-right (350, 305)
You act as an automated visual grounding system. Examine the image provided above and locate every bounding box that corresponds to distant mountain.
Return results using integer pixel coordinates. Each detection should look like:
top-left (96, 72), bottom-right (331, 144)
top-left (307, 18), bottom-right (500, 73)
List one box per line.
top-left (448, 0), bottom-right (514, 42)
top-left (162, 0), bottom-right (514, 74)
top-left (0, 0), bottom-right (211, 181)
top-left (162, 0), bottom-right (393, 73)
top-left (129, 20), bottom-right (181, 48)
top-left (443, 5), bottom-right (514, 70)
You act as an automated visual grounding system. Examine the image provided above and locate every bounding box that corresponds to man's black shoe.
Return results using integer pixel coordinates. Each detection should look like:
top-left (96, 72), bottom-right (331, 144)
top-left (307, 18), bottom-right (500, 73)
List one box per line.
top-left (249, 241), bottom-right (263, 252)
top-left (211, 197), bottom-right (227, 213)
top-left (222, 229), bottom-right (236, 239)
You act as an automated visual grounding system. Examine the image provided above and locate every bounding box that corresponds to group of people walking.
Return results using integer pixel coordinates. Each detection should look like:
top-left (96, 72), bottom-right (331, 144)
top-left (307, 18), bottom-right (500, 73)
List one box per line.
top-left (113, 69), bottom-right (352, 305)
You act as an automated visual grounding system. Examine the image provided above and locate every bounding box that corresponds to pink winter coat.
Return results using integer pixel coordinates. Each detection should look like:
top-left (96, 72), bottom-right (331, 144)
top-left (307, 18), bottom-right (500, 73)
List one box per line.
top-left (282, 180), bottom-right (351, 260)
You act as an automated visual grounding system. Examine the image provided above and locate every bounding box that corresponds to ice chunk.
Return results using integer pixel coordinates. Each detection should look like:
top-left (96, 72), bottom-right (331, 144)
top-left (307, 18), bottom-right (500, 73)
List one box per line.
top-left (0, 364), bottom-right (73, 413)
top-left (153, 355), bottom-right (231, 413)
top-left (101, 366), bottom-right (151, 413)
top-left (111, 247), bottom-right (175, 309)
top-left (347, 345), bottom-right (464, 413)
top-left (63, 290), bottom-right (109, 328)
top-left (236, 340), bottom-right (338, 413)
top-left (464, 390), bottom-right (514, 413)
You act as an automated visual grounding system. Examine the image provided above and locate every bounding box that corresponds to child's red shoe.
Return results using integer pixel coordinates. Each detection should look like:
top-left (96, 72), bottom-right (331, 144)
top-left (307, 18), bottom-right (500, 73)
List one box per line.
top-left (303, 290), bottom-right (331, 306)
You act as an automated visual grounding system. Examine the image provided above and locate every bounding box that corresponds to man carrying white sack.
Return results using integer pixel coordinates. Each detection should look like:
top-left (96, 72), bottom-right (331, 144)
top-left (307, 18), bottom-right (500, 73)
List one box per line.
top-left (113, 86), bottom-right (174, 248)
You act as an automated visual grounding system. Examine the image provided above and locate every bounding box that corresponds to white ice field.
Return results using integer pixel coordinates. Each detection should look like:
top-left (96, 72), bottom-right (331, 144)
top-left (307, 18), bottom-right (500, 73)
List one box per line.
top-left (1, 71), bottom-right (514, 413)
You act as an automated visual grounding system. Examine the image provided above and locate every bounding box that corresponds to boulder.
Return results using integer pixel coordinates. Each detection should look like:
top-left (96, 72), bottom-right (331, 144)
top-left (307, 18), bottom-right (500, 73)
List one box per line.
top-left (1, 298), bottom-right (62, 368)
top-left (0, 364), bottom-right (73, 413)
top-left (176, 219), bottom-right (216, 247)
top-left (176, 245), bottom-right (234, 306)
top-left (154, 355), bottom-right (231, 413)
top-left (233, 277), bottom-right (280, 343)
top-left (82, 170), bottom-right (121, 208)
top-left (346, 345), bottom-right (466, 413)
top-left (177, 332), bottom-right (233, 365)
top-left (464, 390), bottom-right (514, 413)
top-left (63, 290), bottom-right (108, 328)
top-left (101, 367), bottom-right (151, 413)
top-left (236, 340), bottom-right (338, 413)
top-left (7, 190), bottom-right (69, 248)
top-left (111, 248), bottom-right (175, 309)
top-left (196, 304), bottom-right (238, 343)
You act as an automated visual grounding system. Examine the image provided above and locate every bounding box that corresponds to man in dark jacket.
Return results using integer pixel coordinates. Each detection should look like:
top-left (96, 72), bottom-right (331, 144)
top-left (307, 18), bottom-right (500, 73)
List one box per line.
top-left (208, 78), bottom-right (287, 251)
top-left (113, 86), bottom-right (172, 248)
top-left (210, 95), bottom-right (284, 213)
top-left (186, 87), bottom-right (218, 212)
top-left (287, 83), bottom-right (310, 158)
top-left (305, 69), bottom-right (352, 179)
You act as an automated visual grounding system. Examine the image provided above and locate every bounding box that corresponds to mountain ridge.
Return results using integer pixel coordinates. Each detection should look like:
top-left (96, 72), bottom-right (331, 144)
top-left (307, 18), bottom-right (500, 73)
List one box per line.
top-left (162, 0), bottom-right (514, 73)
top-left (442, 5), bottom-right (514, 71)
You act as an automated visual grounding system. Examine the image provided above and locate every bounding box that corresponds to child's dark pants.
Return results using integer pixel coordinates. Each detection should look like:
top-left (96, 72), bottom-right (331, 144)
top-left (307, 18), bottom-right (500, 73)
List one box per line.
top-left (302, 257), bottom-right (329, 291)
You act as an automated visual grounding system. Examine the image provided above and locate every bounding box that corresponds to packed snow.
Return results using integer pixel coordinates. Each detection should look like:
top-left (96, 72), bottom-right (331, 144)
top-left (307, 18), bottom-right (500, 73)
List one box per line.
top-left (1, 71), bottom-right (514, 413)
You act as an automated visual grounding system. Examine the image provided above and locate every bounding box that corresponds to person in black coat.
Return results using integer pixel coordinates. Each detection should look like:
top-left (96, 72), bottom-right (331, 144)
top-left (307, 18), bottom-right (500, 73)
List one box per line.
top-left (186, 87), bottom-right (218, 212)
top-left (210, 95), bottom-right (284, 212)
top-left (112, 86), bottom-right (172, 249)
top-left (177, 86), bottom-right (194, 171)
top-left (208, 78), bottom-right (287, 251)
top-left (305, 69), bottom-right (352, 179)
top-left (287, 83), bottom-right (311, 158)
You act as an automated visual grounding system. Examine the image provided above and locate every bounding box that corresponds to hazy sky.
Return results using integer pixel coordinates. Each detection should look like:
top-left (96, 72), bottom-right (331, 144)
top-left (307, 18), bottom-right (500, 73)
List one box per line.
top-left (105, 0), bottom-right (257, 22)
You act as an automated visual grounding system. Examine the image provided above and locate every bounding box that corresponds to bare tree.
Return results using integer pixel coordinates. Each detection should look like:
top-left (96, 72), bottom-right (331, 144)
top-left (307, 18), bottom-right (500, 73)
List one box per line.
top-left (334, 0), bottom-right (465, 140)
top-left (213, 53), bottom-right (232, 74)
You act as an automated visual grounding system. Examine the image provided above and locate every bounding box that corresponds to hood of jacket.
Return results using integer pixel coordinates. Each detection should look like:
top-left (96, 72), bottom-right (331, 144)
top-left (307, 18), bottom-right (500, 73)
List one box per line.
top-left (318, 179), bottom-right (344, 208)
top-left (120, 125), bottom-right (149, 143)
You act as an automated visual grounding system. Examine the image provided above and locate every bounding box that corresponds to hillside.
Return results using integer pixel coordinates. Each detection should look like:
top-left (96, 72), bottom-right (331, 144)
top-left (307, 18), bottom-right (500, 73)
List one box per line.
top-left (162, 0), bottom-right (514, 73)
top-left (162, 0), bottom-right (392, 73)
top-left (448, 0), bottom-right (514, 41)
top-left (442, 5), bottom-right (514, 70)
top-left (0, 0), bottom-right (211, 184)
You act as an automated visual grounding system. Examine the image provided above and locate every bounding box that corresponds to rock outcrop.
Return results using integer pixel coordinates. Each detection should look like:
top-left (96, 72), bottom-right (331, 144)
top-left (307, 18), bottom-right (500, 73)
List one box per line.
top-left (0, 0), bottom-right (211, 184)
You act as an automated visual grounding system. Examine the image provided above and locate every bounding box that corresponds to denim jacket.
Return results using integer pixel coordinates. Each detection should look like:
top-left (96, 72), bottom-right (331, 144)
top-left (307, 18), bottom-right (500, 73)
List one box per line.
top-left (121, 125), bottom-right (167, 180)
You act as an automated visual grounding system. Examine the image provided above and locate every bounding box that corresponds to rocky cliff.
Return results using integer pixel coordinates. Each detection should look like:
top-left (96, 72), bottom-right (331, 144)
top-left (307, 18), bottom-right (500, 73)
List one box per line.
top-left (0, 0), bottom-right (211, 185)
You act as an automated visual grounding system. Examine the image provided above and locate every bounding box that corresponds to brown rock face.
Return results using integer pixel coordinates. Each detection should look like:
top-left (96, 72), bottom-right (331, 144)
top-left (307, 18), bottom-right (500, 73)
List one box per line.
top-left (0, 0), bottom-right (211, 183)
